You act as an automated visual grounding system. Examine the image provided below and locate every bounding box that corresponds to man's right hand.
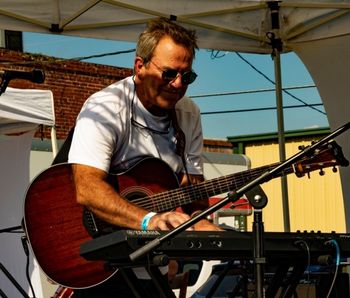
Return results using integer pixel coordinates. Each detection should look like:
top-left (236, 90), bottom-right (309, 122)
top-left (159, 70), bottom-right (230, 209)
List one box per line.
top-left (148, 211), bottom-right (193, 230)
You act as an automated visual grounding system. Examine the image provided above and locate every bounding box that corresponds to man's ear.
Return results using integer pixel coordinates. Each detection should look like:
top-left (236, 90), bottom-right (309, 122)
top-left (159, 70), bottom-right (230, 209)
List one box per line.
top-left (134, 57), bottom-right (144, 79)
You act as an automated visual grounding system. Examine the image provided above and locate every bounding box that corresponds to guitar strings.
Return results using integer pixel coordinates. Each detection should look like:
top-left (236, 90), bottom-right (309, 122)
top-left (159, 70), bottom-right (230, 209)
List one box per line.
top-left (129, 162), bottom-right (287, 212)
top-left (129, 157), bottom-right (328, 213)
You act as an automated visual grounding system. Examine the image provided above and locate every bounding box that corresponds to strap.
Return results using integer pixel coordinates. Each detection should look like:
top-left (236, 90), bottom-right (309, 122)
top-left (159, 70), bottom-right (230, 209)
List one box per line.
top-left (170, 109), bottom-right (192, 185)
top-left (51, 126), bottom-right (75, 165)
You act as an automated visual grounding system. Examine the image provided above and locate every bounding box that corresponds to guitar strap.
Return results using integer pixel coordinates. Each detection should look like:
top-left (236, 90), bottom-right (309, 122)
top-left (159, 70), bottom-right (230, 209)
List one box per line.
top-left (170, 109), bottom-right (192, 185)
top-left (51, 126), bottom-right (75, 165)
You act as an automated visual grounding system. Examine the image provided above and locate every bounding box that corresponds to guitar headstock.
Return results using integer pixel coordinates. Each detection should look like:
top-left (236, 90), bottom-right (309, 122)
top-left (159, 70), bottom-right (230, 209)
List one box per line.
top-left (293, 140), bottom-right (349, 177)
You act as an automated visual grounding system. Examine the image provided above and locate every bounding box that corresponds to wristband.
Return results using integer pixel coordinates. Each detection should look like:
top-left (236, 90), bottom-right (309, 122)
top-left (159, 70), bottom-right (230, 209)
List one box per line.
top-left (141, 212), bottom-right (157, 231)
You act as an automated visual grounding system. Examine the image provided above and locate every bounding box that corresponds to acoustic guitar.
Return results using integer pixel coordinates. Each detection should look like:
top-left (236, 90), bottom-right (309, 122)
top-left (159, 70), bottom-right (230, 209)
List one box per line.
top-left (23, 140), bottom-right (348, 289)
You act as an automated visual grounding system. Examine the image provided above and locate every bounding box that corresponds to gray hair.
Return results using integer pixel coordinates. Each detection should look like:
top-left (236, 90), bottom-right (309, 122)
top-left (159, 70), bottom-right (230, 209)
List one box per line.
top-left (136, 17), bottom-right (198, 64)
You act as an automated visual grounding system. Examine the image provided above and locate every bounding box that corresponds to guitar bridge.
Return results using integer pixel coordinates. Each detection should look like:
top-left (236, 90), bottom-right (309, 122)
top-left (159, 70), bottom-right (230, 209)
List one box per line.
top-left (83, 208), bottom-right (100, 238)
top-left (83, 208), bottom-right (118, 238)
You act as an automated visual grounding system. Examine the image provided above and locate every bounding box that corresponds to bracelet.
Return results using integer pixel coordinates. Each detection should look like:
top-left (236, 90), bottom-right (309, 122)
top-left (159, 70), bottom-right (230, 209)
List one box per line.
top-left (141, 212), bottom-right (157, 231)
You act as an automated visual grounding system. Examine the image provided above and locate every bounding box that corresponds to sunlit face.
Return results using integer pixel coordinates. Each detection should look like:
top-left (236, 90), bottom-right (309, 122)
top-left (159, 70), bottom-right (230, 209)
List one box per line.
top-left (134, 36), bottom-right (194, 116)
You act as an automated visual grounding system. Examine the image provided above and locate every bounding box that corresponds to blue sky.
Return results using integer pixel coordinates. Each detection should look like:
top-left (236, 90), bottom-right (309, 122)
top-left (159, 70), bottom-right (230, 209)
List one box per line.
top-left (23, 32), bottom-right (329, 139)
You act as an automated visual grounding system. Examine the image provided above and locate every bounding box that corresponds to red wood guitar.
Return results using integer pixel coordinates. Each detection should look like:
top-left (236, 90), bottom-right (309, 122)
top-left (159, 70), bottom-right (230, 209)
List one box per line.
top-left (23, 141), bottom-right (348, 289)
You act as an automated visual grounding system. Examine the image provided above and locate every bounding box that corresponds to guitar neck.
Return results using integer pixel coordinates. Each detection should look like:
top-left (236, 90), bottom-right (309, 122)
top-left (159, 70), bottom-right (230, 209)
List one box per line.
top-left (125, 140), bottom-right (346, 213)
top-left (151, 162), bottom-right (287, 212)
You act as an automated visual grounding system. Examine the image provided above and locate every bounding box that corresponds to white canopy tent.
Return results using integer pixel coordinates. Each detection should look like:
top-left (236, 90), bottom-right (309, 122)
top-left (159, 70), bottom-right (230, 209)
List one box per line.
top-left (0, 1), bottom-right (348, 53)
top-left (0, 87), bottom-right (55, 298)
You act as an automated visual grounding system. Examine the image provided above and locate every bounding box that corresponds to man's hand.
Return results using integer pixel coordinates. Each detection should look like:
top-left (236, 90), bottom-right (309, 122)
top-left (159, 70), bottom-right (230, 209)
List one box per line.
top-left (148, 211), bottom-right (193, 230)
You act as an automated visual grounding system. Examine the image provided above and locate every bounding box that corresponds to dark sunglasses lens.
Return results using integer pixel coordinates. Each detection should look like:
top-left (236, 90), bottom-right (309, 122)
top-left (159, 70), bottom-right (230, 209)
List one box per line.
top-left (162, 69), bottom-right (178, 81)
top-left (182, 71), bottom-right (197, 84)
top-left (162, 69), bottom-right (197, 84)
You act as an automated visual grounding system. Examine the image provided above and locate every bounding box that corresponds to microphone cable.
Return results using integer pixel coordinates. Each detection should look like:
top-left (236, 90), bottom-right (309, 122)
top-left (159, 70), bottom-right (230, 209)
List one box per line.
top-left (324, 239), bottom-right (341, 298)
top-left (21, 235), bottom-right (37, 298)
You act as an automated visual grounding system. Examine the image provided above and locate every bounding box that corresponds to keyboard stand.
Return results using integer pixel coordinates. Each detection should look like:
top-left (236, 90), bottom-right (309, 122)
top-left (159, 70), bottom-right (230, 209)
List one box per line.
top-left (147, 265), bottom-right (176, 298)
top-left (119, 268), bottom-right (145, 298)
top-left (114, 265), bottom-right (176, 298)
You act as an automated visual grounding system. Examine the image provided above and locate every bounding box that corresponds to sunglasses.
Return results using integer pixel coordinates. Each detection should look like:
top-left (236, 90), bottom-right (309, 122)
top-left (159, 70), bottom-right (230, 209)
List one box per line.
top-left (150, 60), bottom-right (197, 85)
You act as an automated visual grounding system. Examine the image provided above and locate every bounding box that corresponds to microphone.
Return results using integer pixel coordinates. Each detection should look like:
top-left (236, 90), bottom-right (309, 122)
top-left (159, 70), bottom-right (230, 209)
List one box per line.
top-left (0, 69), bottom-right (45, 84)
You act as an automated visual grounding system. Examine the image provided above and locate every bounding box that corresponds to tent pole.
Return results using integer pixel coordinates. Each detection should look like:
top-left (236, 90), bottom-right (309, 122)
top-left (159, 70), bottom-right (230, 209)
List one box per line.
top-left (268, 0), bottom-right (291, 232)
top-left (51, 126), bottom-right (58, 158)
top-left (273, 50), bottom-right (291, 232)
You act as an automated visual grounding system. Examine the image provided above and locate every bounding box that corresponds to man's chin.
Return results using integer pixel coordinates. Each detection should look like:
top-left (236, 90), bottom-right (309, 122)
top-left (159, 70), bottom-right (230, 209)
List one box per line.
top-left (160, 93), bottom-right (183, 106)
top-left (161, 101), bottom-right (178, 111)
top-left (149, 102), bottom-right (174, 115)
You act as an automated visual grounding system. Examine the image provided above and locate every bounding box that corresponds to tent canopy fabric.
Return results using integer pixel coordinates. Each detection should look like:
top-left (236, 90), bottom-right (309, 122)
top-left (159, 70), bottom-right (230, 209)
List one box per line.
top-left (0, 87), bottom-right (55, 134)
top-left (0, 0), bottom-right (349, 53)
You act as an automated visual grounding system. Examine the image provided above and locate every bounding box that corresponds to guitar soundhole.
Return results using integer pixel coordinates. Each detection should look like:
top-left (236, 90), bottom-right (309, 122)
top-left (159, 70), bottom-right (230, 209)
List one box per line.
top-left (121, 186), bottom-right (154, 209)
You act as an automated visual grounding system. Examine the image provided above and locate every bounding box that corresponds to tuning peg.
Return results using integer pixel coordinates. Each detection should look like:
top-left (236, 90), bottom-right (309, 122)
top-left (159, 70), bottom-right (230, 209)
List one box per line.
top-left (332, 166), bottom-right (338, 173)
top-left (298, 145), bottom-right (306, 150)
top-left (319, 169), bottom-right (325, 176)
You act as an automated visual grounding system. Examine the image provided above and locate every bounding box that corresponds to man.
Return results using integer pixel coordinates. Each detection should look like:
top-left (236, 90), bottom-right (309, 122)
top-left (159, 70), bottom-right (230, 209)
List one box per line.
top-left (69, 17), bottom-right (220, 297)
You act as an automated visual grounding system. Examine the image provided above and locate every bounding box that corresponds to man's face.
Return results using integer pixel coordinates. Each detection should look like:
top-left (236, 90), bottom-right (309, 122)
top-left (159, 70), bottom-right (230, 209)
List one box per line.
top-left (135, 36), bottom-right (194, 115)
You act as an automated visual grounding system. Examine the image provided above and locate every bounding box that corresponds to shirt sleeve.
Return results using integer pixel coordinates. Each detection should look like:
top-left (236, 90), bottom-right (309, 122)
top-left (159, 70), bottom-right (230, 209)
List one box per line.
top-left (176, 97), bottom-right (204, 175)
top-left (68, 88), bottom-right (122, 173)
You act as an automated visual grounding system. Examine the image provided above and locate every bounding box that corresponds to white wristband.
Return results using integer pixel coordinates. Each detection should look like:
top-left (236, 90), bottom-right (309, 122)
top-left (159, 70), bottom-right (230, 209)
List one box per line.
top-left (141, 212), bottom-right (157, 231)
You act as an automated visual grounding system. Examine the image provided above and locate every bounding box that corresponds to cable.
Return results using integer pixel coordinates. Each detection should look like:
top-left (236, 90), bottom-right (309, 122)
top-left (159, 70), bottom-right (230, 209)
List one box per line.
top-left (295, 240), bottom-right (311, 280)
top-left (190, 84), bottom-right (316, 99)
top-left (200, 103), bottom-right (324, 116)
top-left (0, 288), bottom-right (8, 297)
top-left (72, 48), bottom-right (136, 61)
top-left (205, 49), bottom-right (326, 116)
top-left (234, 52), bottom-right (326, 115)
top-left (209, 50), bottom-right (228, 59)
top-left (324, 239), bottom-right (341, 298)
top-left (21, 236), bottom-right (36, 298)
top-left (0, 227), bottom-right (34, 297)
top-left (0, 48), bottom-right (136, 65)
top-left (294, 240), bottom-right (313, 298)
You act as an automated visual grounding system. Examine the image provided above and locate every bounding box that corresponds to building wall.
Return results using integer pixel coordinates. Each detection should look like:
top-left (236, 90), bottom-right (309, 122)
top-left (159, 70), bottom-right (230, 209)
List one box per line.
top-left (243, 138), bottom-right (346, 233)
top-left (1, 48), bottom-right (234, 155)
top-left (0, 48), bottom-right (133, 140)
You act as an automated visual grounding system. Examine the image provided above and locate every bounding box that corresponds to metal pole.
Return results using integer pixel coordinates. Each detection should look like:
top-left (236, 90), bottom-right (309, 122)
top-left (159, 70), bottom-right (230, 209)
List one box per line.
top-left (273, 50), bottom-right (291, 232)
top-left (268, 0), bottom-right (291, 232)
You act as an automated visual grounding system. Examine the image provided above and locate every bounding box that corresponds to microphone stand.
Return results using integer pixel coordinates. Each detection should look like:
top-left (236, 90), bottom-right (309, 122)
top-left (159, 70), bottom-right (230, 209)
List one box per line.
top-left (0, 225), bottom-right (30, 298)
top-left (0, 225), bottom-right (23, 233)
top-left (129, 121), bottom-right (350, 298)
top-left (0, 262), bottom-right (30, 298)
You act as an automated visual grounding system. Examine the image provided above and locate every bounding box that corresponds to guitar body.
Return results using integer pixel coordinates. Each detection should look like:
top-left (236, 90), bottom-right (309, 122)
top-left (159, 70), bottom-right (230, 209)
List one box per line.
top-left (24, 157), bottom-right (179, 289)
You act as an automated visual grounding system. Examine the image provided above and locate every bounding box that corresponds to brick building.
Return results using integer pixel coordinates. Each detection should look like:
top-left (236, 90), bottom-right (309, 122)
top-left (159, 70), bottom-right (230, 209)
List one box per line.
top-left (0, 48), bottom-right (233, 152)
